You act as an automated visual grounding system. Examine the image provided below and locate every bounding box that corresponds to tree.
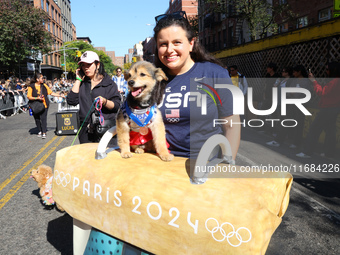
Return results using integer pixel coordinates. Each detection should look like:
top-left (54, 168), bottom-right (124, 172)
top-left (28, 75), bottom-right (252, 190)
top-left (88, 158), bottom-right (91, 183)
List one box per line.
top-left (202, 0), bottom-right (295, 40)
top-left (59, 40), bottom-right (118, 77)
top-left (0, 0), bottom-right (52, 70)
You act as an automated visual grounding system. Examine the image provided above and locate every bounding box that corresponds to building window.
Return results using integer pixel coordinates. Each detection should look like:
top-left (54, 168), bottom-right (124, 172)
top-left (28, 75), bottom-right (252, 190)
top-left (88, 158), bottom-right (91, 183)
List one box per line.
top-left (41, 0), bottom-right (44, 9)
top-left (319, 8), bottom-right (331, 22)
top-left (52, 6), bottom-right (54, 19)
top-left (279, 22), bottom-right (289, 33)
top-left (52, 23), bottom-right (55, 35)
top-left (297, 16), bottom-right (308, 28)
top-left (46, 1), bottom-right (49, 14)
top-left (48, 23), bottom-right (50, 32)
top-left (50, 55), bottom-right (53, 66)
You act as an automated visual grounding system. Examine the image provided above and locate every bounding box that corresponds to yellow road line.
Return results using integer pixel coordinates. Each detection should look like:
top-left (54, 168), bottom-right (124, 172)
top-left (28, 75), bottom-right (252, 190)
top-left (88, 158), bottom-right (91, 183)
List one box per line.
top-left (0, 136), bottom-right (57, 193)
top-left (0, 136), bottom-right (66, 210)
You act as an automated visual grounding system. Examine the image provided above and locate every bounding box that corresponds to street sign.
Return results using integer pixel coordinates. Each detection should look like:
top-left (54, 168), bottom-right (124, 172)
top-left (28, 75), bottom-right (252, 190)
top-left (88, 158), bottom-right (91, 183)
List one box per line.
top-left (335, 0), bottom-right (340, 11)
top-left (61, 63), bottom-right (65, 66)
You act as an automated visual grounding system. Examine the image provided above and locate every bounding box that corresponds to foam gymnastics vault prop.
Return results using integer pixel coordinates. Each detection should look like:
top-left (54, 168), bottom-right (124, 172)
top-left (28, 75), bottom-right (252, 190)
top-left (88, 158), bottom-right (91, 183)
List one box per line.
top-left (52, 127), bottom-right (292, 255)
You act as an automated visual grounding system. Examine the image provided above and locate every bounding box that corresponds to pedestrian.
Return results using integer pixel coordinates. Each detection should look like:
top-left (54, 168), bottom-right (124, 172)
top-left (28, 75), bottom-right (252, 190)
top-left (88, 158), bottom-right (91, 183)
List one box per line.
top-left (153, 10), bottom-right (240, 160)
top-left (27, 72), bottom-right (65, 139)
top-left (296, 61), bottom-right (340, 158)
top-left (260, 62), bottom-right (280, 133)
top-left (67, 51), bottom-right (121, 144)
top-left (112, 67), bottom-right (128, 97)
top-left (266, 66), bottom-right (295, 147)
top-left (228, 65), bottom-right (248, 121)
top-left (229, 65), bottom-right (248, 95)
top-left (263, 62), bottom-right (280, 109)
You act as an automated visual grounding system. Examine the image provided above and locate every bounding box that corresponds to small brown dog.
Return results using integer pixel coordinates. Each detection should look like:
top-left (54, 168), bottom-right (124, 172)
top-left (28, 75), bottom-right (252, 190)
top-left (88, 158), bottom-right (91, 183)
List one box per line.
top-left (116, 61), bottom-right (174, 161)
top-left (31, 164), bottom-right (64, 211)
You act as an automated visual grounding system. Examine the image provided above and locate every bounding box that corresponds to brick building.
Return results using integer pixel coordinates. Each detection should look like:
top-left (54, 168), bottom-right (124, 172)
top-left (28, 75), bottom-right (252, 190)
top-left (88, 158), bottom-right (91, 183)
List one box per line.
top-left (33, 0), bottom-right (65, 79)
top-left (198, 0), bottom-right (336, 53)
top-left (167, 0), bottom-right (198, 16)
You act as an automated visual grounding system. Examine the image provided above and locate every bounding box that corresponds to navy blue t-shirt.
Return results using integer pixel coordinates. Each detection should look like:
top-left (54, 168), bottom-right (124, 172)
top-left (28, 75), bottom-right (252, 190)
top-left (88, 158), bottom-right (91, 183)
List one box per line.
top-left (158, 62), bottom-right (233, 158)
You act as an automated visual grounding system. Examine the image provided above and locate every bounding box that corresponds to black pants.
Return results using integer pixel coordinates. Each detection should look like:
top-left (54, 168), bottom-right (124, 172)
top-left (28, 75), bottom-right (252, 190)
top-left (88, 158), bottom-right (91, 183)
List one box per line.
top-left (275, 105), bottom-right (305, 146)
top-left (33, 108), bottom-right (48, 133)
top-left (302, 107), bottom-right (340, 157)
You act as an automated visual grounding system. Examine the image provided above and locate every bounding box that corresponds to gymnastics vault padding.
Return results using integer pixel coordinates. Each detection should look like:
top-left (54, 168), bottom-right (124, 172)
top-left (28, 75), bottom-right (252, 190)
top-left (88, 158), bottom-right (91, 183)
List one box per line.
top-left (53, 143), bottom-right (293, 255)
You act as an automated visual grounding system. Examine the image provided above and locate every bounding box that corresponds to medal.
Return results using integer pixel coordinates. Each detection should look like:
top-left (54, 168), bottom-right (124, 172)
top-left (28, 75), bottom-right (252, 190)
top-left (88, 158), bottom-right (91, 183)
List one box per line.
top-left (139, 126), bottom-right (149, 135)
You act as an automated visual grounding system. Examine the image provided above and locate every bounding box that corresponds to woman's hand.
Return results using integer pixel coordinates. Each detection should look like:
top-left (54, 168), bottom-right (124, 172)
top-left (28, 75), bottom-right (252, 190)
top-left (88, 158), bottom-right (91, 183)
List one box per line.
top-left (76, 68), bottom-right (85, 81)
top-left (308, 72), bottom-right (316, 82)
top-left (95, 96), bottom-right (108, 107)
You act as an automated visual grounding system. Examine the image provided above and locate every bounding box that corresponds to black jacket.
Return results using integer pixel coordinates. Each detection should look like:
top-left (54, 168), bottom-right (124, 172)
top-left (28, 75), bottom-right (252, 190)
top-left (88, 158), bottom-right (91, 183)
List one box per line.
top-left (67, 73), bottom-right (121, 122)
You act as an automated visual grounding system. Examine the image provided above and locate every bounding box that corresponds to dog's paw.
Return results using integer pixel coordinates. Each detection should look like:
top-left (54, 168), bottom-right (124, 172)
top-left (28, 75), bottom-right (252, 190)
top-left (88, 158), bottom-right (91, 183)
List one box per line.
top-left (134, 148), bottom-right (145, 154)
top-left (121, 151), bottom-right (133, 158)
top-left (159, 153), bottom-right (174, 162)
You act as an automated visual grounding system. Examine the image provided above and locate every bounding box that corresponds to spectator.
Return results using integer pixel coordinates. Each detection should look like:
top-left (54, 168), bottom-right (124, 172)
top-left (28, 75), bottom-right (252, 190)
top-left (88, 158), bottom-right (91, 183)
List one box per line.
top-left (27, 72), bottom-right (65, 139)
top-left (229, 65), bottom-right (248, 95)
top-left (67, 51), bottom-right (121, 144)
top-left (228, 65), bottom-right (248, 121)
top-left (296, 62), bottom-right (340, 158)
top-left (112, 67), bottom-right (128, 97)
top-left (266, 66), bottom-right (294, 147)
top-left (263, 62), bottom-right (280, 109)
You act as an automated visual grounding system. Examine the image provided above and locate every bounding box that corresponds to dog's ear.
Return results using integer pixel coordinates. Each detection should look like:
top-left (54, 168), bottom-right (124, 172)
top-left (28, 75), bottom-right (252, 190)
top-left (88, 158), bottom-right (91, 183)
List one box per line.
top-left (152, 78), bottom-right (168, 105)
top-left (124, 70), bottom-right (130, 81)
top-left (154, 68), bottom-right (168, 82)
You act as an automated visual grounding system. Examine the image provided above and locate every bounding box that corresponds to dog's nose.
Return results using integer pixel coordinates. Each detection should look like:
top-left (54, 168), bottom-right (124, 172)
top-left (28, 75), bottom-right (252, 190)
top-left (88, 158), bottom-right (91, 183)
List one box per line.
top-left (128, 80), bottom-right (135, 86)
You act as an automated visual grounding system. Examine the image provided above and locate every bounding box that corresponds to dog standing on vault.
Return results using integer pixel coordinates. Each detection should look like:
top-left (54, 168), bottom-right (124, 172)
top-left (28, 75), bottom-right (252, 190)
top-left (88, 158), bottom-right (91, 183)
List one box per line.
top-left (116, 61), bottom-right (174, 161)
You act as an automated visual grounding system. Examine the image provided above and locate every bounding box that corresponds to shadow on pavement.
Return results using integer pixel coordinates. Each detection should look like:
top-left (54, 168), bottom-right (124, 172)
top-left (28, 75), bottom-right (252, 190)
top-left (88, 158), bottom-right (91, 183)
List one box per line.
top-left (47, 213), bottom-right (73, 255)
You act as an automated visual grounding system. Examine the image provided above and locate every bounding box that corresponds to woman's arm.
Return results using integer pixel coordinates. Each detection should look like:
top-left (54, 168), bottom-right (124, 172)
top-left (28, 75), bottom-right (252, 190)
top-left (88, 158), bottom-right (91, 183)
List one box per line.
top-left (223, 114), bottom-right (241, 161)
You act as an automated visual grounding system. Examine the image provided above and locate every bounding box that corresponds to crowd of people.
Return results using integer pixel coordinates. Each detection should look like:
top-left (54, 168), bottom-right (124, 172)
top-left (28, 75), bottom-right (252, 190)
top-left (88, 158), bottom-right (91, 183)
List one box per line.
top-left (1, 11), bottom-right (339, 159)
top-left (260, 62), bottom-right (340, 159)
top-left (0, 76), bottom-right (75, 119)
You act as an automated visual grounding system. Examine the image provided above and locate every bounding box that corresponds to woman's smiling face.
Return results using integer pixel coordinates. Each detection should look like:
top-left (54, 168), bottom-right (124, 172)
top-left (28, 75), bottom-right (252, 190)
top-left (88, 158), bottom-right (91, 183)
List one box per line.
top-left (156, 25), bottom-right (195, 76)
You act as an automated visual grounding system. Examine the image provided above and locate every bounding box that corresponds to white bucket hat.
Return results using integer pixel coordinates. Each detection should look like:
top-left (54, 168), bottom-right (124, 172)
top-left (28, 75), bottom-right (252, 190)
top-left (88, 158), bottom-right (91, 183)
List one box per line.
top-left (78, 51), bottom-right (100, 65)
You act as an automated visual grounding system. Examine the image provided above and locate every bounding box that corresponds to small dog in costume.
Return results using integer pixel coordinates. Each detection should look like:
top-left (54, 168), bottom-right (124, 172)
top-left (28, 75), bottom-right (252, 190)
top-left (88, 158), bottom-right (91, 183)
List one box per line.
top-left (31, 164), bottom-right (64, 211)
top-left (116, 61), bottom-right (174, 161)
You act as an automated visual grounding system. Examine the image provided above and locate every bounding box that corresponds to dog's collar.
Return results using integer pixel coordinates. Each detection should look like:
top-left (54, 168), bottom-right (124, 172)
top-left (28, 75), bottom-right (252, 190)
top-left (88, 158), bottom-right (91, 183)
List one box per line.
top-left (124, 100), bottom-right (156, 127)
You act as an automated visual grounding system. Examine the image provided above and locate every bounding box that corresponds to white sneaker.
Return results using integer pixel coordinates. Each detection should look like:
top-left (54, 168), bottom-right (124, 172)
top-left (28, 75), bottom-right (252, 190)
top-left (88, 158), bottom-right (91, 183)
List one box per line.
top-left (42, 133), bottom-right (46, 139)
top-left (37, 132), bottom-right (42, 137)
top-left (289, 144), bottom-right (297, 149)
top-left (266, 141), bottom-right (280, 147)
top-left (296, 152), bottom-right (311, 158)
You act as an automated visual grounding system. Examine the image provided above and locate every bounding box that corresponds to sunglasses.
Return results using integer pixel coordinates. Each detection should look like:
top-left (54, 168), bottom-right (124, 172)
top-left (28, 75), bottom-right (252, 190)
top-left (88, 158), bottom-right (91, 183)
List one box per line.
top-left (155, 11), bottom-right (187, 24)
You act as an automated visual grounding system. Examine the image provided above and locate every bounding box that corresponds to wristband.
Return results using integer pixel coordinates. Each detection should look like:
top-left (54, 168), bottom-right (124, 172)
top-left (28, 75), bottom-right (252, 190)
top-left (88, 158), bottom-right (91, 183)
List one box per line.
top-left (76, 77), bottom-right (83, 82)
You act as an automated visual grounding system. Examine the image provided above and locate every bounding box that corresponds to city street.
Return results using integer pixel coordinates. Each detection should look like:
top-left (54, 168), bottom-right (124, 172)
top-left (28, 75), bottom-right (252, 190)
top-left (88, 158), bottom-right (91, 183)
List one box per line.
top-left (0, 103), bottom-right (339, 255)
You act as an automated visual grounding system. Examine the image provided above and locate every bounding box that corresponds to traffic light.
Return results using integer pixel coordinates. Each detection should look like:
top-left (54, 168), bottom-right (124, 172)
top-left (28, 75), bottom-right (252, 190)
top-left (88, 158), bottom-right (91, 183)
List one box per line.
top-left (76, 50), bottom-right (82, 57)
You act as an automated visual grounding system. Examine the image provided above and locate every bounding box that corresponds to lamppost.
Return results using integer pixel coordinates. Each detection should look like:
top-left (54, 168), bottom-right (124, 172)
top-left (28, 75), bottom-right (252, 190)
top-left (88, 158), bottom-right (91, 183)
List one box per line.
top-left (43, 42), bottom-right (79, 80)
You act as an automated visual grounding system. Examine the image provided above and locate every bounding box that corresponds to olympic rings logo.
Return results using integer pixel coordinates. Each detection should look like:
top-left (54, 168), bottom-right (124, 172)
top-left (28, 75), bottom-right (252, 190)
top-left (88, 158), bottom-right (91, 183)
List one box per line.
top-left (205, 218), bottom-right (252, 247)
top-left (54, 170), bottom-right (71, 187)
top-left (167, 118), bottom-right (180, 123)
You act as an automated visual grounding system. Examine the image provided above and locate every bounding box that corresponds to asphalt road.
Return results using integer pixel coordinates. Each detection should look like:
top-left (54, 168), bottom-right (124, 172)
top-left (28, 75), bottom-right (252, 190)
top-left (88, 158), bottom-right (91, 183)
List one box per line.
top-left (0, 103), bottom-right (339, 254)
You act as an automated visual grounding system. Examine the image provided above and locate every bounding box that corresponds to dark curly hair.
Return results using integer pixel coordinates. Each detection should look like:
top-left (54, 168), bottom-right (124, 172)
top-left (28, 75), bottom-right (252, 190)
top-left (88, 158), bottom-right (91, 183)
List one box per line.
top-left (153, 15), bottom-right (223, 73)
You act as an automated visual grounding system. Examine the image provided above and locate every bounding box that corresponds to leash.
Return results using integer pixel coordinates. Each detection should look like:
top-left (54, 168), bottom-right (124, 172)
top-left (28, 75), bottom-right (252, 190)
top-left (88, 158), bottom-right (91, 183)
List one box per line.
top-left (71, 97), bottom-right (103, 146)
top-left (95, 98), bottom-right (105, 126)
